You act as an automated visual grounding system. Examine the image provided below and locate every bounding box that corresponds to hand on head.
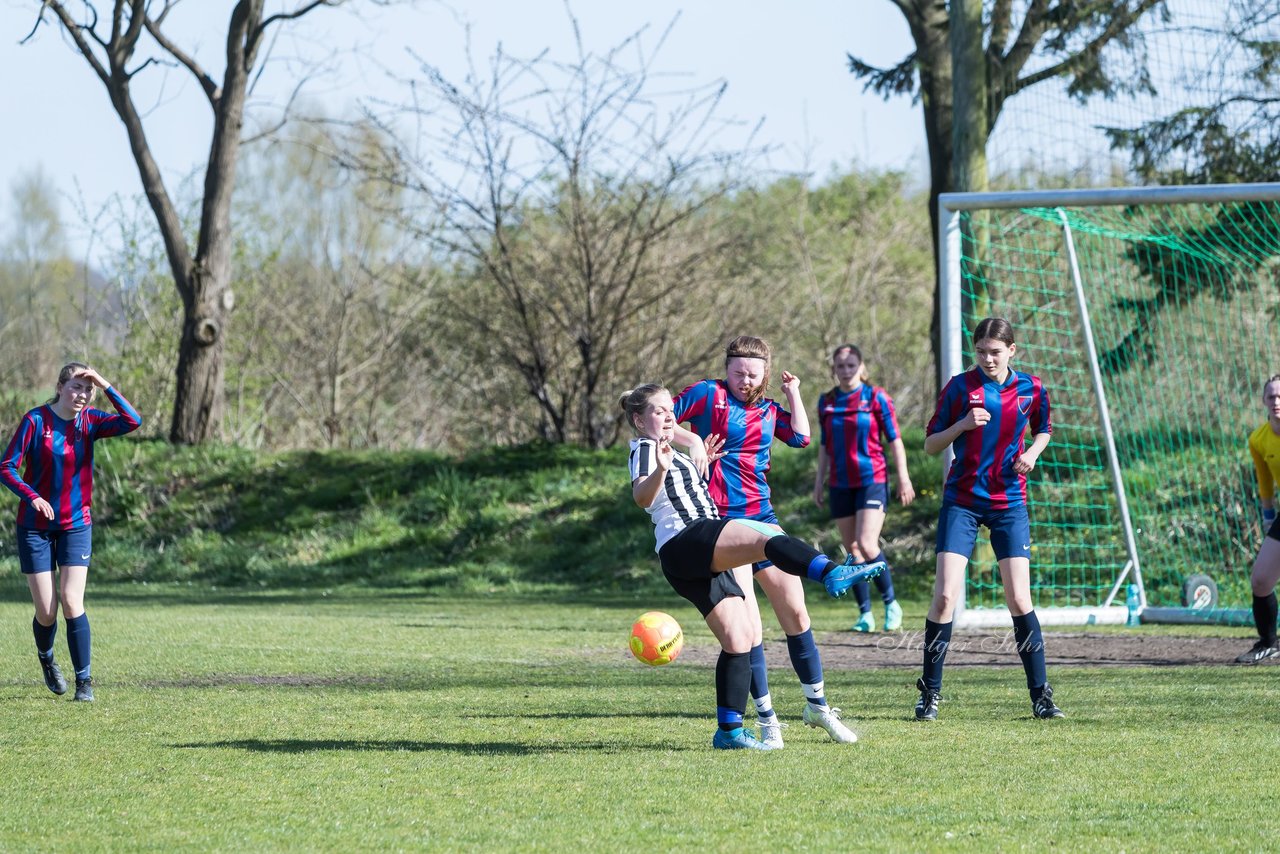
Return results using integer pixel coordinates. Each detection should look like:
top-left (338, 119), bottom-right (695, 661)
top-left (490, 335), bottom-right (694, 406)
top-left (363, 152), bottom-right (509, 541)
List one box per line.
top-left (74, 368), bottom-right (109, 389)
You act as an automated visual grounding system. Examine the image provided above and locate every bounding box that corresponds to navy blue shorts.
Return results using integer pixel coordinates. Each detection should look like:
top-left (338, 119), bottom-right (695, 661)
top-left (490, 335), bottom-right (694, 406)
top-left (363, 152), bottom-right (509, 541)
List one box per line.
top-left (828, 483), bottom-right (890, 519)
top-left (17, 525), bottom-right (93, 575)
top-left (935, 504), bottom-right (1030, 561)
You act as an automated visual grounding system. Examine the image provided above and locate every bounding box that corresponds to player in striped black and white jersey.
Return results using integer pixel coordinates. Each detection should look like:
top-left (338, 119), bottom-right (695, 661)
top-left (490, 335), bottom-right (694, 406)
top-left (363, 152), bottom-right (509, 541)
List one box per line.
top-left (0, 363), bottom-right (141, 702)
top-left (674, 336), bottom-right (882, 747)
top-left (621, 383), bottom-right (882, 750)
top-left (916, 318), bottom-right (1062, 721)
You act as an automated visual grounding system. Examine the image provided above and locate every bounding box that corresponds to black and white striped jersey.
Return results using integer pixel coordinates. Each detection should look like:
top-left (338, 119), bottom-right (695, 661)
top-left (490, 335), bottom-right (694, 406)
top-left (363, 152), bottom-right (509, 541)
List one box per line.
top-left (628, 438), bottom-right (720, 552)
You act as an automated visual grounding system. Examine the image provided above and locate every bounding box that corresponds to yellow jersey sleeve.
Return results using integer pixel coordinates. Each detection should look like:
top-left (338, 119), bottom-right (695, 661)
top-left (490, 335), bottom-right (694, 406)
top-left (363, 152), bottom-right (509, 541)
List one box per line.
top-left (1248, 423), bottom-right (1280, 501)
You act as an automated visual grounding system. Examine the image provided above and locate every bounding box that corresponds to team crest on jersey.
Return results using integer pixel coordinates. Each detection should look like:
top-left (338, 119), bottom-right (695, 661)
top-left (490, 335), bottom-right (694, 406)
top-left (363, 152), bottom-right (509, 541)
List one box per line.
top-left (1018, 395), bottom-right (1033, 414)
top-left (967, 390), bottom-right (984, 407)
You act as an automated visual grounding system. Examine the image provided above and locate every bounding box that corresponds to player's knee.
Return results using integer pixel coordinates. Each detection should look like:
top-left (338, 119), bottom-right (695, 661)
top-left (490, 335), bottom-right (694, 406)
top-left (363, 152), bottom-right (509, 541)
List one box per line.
top-left (932, 589), bottom-right (961, 617)
top-left (720, 624), bottom-right (754, 654)
top-left (1006, 594), bottom-right (1034, 615)
top-left (856, 538), bottom-right (878, 559)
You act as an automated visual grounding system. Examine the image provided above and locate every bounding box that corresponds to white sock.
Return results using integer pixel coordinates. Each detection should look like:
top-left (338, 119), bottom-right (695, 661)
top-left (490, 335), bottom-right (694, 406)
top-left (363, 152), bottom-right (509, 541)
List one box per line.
top-left (803, 681), bottom-right (827, 707)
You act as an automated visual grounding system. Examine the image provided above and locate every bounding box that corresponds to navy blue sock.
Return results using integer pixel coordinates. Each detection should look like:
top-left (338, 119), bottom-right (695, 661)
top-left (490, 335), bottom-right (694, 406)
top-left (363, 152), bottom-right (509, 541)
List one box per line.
top-left (786, 629), bottom-right (827, 706)
top-left (922, 618), bottom-right (952, 692)
top-left (748, 644), bottom-right (774, 716)
top-left (1254, 593), bottom-right (1278, 647)
top-left (715, 650), bottom-right (751, 732)
top-left (872, 552), bottom-right (896, 604)
top-left (66, 613), bottom-right (91, 680)
top-left (1012, 611), bottom-right (1048, 699)
top-left (852, 580), bottom-right (872, 614)
top-left (33, 617), bottom-right (56, 661)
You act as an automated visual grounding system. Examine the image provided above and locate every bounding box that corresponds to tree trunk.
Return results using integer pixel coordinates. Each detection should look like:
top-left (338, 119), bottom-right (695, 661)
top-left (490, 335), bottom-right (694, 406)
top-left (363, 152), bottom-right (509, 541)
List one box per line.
top-left (951, 0), bottom-right (991, 326)
top-left (170, 279), bottom-right (228, 443)
top-left (902, 0), bottom-right (954, 395)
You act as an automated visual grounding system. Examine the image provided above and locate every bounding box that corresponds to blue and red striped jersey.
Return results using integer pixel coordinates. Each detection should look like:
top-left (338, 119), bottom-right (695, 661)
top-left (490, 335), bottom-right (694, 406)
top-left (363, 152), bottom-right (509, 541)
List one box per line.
top-left (0, 387), bottom-right (142, 530)
top-left (673, 379), bottom-right (809, 518)
top-left (817, 384), bottom-right (901, 488)
top-left (926, 368), bottom-right (1051, 511)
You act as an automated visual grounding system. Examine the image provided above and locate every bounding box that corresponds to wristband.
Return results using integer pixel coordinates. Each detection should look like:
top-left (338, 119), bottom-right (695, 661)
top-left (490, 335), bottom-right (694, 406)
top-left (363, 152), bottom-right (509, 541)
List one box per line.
top-left (1264, 507), bottom-right (1277, 527)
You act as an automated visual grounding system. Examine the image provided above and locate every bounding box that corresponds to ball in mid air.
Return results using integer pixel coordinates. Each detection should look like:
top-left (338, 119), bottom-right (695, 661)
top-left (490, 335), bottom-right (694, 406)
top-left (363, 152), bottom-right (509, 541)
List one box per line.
top-left (629, 611), bottom-right (684, 666)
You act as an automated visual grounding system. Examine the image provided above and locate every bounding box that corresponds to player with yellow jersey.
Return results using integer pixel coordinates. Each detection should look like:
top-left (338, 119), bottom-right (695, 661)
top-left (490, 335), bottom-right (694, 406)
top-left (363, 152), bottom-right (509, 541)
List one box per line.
top-left (1236, 375), bottom-right (1280, 664)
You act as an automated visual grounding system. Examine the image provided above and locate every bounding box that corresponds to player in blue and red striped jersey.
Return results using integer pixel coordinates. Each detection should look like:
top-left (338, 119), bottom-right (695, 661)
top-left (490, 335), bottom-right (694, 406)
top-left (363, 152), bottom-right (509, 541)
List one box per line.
top-left (674, 335), bottom-right (884, 747)
top-left (813, 343), bottom-right (915, 633)
top-left (621, 383), bottom-right (882, 750)
top-left (0, 363), bottom-right (141, 702)
top-left (915, 318), bottom-right (1064, 721)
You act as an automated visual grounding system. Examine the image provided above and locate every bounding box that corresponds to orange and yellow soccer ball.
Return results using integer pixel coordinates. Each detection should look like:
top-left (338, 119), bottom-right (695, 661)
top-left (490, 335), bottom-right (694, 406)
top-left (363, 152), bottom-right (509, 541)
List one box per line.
top-left (629, 611), bottom-right (684, 666)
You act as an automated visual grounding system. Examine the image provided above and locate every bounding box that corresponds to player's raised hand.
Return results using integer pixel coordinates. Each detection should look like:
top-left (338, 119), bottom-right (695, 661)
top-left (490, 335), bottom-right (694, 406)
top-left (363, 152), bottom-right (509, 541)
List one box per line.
top-left (654, 437), bottom-right (675, 470)
top-left (685, 436), bottom-right (709, 478)
top-left (704, 433), bottom-right (726, 463)
top-left (962, 407), bottom-right (991, 430)
top-left (74, 367), bottom-right (110, 389)
top-left (780, 370), bottom-right (801, 395)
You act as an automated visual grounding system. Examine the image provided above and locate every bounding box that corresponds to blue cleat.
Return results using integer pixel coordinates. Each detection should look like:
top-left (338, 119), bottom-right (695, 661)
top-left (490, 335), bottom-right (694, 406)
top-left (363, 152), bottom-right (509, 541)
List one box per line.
top-left (884, 600), bottom-right (904, 632)
top-left (712, 728), bottom-right (773, 750)
top-left (823, 557), bottom-right (887, 598)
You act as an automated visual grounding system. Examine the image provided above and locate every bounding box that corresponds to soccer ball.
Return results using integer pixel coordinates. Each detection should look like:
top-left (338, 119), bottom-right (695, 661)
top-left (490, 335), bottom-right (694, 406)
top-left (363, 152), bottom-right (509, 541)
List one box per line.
top-left (629, 611), bottom-right (684, 666)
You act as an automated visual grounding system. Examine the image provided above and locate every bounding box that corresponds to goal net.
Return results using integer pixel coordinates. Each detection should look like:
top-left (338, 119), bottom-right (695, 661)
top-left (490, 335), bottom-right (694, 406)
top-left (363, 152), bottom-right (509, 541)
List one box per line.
top-left (940, 184), bottom-right (1280, 627)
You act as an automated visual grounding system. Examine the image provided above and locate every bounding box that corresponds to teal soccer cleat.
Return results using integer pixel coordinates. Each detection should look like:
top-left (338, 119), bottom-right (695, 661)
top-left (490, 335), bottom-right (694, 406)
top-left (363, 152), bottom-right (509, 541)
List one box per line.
top-left (824, 557), bottom-right (887, 598)
top-left (851, 611), bottom-right (875, 633)
top-left (884, 600), bottom-right (903, 632)
top-left (711, 728), bottom-right (774, 750)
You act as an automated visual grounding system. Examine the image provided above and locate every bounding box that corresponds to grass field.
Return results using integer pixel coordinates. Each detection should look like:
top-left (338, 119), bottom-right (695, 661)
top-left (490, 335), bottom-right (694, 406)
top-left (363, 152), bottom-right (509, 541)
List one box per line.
top-left (3, 585), bottom-right (1278, 851)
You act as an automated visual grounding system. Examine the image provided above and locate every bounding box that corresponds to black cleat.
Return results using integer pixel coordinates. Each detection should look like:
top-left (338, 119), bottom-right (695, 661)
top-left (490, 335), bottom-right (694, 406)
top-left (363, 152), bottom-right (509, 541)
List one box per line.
top-left (72, 678), bottom-right (94, 703)
top-left (1234, 640), bottom-right (1280, 665)
top-left (40, 657), bottom-right (68, 696)
top-left (1032, 683), bottom-right (1065, 719)
top-left (915, 677), bottom-right (940, 721)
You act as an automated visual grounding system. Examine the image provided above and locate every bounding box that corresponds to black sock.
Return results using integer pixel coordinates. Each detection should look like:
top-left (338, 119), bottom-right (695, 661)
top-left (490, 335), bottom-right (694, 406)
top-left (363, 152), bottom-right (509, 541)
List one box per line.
top-left (1254, 593), bottom-right (1278, 647)
top-left (715, 651), bottom-right (751, 732)
top-left (922, 618), bottom-right (952, 692)
top-left (1012, 611), bottom-right (1048, 699)
top-left (762, 536), bottom-right (833, 580)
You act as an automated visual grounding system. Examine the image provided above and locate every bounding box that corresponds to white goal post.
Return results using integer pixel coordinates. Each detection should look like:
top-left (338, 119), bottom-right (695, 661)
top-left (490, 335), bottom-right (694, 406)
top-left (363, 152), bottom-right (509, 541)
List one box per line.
top-left (938, 182), bottom-right (1280, 629)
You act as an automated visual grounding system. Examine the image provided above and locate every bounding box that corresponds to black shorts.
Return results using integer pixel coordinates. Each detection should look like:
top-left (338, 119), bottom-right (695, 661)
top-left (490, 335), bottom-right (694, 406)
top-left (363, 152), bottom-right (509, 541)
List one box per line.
top-left (658, 518), bottom-right (746, 617)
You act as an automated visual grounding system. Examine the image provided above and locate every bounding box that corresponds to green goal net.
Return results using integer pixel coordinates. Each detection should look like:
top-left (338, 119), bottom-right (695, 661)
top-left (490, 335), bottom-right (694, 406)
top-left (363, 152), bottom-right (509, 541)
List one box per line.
top-left (943, 186), bottom-right (1280, 621)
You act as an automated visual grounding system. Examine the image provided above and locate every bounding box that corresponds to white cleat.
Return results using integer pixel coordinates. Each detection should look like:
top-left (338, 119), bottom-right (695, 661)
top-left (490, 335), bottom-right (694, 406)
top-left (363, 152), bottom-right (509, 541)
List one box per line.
top-left (802, 703), bottom-right (858, 743)
top-left (757, 716), bottom-right (788, 749)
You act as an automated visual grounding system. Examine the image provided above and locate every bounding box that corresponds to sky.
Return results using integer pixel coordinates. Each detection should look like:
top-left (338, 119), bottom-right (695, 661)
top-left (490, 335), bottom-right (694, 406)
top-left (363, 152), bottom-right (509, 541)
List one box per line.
top-left (0, 1), bottom-right (927, 263)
